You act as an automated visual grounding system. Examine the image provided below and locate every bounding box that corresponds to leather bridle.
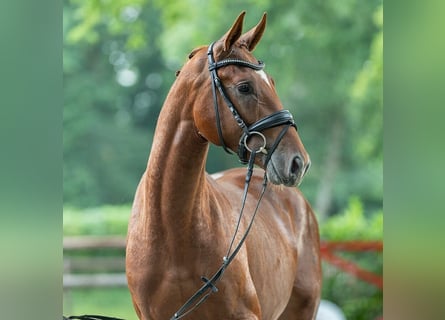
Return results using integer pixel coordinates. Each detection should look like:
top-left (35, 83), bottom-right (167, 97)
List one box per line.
top-left (171, 42), bottom-right (300, 319)
top-left (64, 44), bottom-right (304, 320)
top-left (207, 41), bottom-right (297, 164)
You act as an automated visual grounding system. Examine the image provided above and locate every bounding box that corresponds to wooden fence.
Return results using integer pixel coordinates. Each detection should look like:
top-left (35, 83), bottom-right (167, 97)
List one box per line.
top-left (63, 236), bottom-right (383, 289)
top-left (63, 236), bottom-right (127, 289)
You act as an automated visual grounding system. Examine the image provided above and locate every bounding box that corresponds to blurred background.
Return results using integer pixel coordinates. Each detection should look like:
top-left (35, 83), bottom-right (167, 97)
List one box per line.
top-left (63, 0), bottom-right (382, 319)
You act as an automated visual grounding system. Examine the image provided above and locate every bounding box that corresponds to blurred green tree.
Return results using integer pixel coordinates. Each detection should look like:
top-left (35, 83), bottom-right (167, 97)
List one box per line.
top-left (64, 0), bottom-right (382, 220)
top-left (64, 0), bottom-right (171, 206)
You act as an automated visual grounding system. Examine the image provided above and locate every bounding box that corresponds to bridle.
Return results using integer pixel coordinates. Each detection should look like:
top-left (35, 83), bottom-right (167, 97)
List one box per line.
top-left (207, 41), bottom-right (297, 165)
top-left (171, 42), bottom-right (300, 319)
top-left (63, 45), bottom-right (303, 320)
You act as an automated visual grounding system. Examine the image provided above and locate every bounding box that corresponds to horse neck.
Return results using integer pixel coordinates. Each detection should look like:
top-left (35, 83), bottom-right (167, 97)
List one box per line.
top-left (142, 84), bottom-right (210, 233)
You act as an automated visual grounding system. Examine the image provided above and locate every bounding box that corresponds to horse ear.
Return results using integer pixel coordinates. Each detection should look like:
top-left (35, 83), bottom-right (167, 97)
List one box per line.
top-left (221, 11), bottom-right (246, 52)
top-left (239, 12), bottom-right (267, 52)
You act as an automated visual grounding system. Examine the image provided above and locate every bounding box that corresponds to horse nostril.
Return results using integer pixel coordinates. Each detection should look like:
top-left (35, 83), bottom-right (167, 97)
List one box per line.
top-left (290, 155), bottom-right (303, 176)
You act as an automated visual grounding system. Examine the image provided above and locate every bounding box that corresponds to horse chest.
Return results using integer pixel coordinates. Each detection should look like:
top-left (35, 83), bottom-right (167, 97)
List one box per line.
top-left (126, 10), bottom-right (322, 317)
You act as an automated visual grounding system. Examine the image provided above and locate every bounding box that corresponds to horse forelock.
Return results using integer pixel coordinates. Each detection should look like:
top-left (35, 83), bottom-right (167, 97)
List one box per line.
top-left (185, 41), bottom-right (258, 74)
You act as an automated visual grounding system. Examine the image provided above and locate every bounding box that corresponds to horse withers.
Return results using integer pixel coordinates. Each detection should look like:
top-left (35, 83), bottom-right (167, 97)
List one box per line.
top-left (126, 11), bottom-right (321, 320)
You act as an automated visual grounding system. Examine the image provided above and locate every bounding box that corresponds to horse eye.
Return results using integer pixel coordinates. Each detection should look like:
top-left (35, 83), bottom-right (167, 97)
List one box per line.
top-left (237, 83), bottom-right (252, 94)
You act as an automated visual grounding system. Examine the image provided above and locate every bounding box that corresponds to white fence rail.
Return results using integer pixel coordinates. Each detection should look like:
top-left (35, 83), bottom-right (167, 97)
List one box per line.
top-left (63, 236), bottom-right (127, 289)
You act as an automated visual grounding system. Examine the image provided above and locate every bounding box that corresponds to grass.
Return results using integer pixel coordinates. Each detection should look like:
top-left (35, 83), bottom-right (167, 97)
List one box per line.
top-left (63, 287), bottom-right (136, 319)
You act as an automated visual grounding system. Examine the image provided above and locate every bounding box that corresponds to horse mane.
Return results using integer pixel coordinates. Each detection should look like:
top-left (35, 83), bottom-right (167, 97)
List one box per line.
top-left (176, 45), bottom-right (207, 77)
top-left (189, 45), bottom-right (206, 59)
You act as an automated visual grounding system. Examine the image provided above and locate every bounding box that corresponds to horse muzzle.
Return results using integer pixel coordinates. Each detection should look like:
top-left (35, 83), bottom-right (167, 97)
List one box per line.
top-left (266, 152), bottom-right (311, 187)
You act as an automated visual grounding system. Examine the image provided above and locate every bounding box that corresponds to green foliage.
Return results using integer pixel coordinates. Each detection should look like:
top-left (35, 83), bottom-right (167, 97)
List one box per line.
top-left (64, 0), bottom-right (173, 206)
top-left (66, 0), bottom-right (148, 50)
top-left (321, 253), bottom-right (382, 320)
top-left (63, 198), bottom-right (383, 239)
top-left (64, 205), bottom-right (131, 236)
top-left (349, 4), bottom-right (383, 161)
top-left (321, 196), bottom-right (383, 241)
top-left (320, 197), bottom-right (383, 319)
top-left (64, 0), bottom-right (382, 216)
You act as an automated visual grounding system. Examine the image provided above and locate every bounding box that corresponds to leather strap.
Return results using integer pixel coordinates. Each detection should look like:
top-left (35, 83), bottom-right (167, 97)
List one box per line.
top-left (63, 315), bottom-right (124, 320)
top-left (171, 151), bottom-right (268, 320)
top-left (206, 42), bottom-right (297, 164)
top-left (171, 42), bottom-right (299, 319)
top-left (238, 110), bottom-right (296, 164)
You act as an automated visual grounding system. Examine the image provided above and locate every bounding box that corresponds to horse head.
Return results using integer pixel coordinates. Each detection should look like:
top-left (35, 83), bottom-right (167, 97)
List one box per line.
top-left (181, 11), bottom-right (311, 187)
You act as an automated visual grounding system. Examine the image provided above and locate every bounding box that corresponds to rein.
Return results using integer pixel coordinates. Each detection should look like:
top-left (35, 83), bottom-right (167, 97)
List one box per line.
top-left (171, 43), bottom-right (299, 319)
top-left (171, 151), bottom-right (268, 320)
top-left (63, 315), bottom-right (125, 320)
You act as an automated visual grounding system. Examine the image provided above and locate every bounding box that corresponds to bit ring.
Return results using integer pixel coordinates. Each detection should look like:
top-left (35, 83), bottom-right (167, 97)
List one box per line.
top-left (244, 131), bottom-right (267, 154)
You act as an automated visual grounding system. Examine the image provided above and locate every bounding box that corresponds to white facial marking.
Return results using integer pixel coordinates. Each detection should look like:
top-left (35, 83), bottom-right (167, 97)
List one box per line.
top-left (256, 70), bottom-right (271, 87)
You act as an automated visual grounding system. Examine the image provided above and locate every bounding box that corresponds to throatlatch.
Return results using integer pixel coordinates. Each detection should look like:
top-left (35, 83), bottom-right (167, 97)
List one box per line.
top-left (206, 42), bottom-right (297, 164)
top-left (171, 41), bottom-right (299, 319)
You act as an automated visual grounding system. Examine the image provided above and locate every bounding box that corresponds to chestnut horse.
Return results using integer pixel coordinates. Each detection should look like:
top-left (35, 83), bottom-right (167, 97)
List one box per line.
top-left (126, 12), bottom-right (321, 320)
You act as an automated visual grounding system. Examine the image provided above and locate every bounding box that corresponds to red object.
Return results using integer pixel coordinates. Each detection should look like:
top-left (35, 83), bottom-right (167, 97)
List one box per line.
top-left (320, 241), bottom-right (383, 290)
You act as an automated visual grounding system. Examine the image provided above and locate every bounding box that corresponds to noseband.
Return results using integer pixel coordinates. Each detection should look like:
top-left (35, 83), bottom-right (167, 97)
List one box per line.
top-left (171, 43), bottom-right (299, 319)
top-left (207, 42), bottom-right (297, 164)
